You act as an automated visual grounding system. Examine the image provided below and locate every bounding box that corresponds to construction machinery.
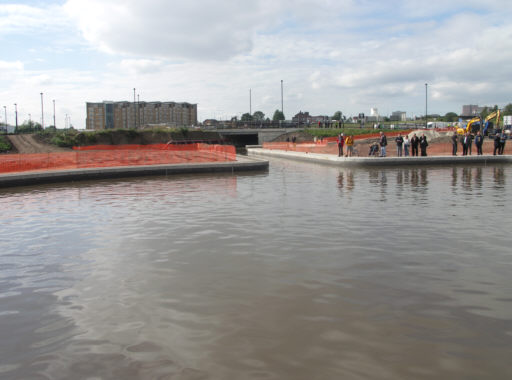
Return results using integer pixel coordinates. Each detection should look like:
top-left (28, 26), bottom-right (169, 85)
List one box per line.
top-left (456, 117), bottom-right (481, 135)
top-left (483, 110), bottom-right (501, 136)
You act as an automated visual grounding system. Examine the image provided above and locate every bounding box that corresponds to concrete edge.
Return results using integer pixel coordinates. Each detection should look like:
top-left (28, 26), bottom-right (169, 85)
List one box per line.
top-left (0, 156), bottom-right (269, 188)
top-left (247, 148), bottom-right (512, 167)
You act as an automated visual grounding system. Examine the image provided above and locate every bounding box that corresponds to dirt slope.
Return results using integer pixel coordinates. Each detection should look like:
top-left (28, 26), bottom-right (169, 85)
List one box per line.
top-left (7, 134), bottom-right (72, 154)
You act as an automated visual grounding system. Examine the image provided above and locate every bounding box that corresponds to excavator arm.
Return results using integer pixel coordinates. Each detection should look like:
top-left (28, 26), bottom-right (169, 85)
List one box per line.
top-left (483, 110), bottom-right (501, 135)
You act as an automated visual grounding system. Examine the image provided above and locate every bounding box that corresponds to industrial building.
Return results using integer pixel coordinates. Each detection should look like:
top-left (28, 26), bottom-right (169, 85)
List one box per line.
top-left (86, 101), bottom-right (198, 130)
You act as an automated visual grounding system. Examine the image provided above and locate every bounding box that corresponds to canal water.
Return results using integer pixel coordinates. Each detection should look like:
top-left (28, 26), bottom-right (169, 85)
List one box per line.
top-left (1, 159), bottom-right (511, 379)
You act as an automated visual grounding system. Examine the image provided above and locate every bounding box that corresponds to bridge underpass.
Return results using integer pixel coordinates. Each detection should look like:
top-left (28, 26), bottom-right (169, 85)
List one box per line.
top-left (216, 128), bottom-right (300, 147)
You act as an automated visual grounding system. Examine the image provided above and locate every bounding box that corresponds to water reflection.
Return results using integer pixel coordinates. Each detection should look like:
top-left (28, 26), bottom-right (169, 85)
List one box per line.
top-left (337, 169), bottom-right (354, 193)
top-left (1, 162), bottom-right (512, 379)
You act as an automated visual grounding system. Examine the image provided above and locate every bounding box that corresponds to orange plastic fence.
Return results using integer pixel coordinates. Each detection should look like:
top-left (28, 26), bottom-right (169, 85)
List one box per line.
top-left (321, 130), bottom-right (414, 143)
top-left (0, 144), bottom-right (236, 174)
top-left (263, 131), bottom-right (416, 152)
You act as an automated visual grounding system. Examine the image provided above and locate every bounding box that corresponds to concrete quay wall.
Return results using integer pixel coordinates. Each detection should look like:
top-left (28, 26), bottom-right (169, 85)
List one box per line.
top-left (247, 147), bottom-right (512, 167)
top-left (0, 156), bottom-right (269, 188)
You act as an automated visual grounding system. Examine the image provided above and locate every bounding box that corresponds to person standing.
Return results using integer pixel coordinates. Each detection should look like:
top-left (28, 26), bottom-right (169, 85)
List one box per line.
top-left (468, 133), bottom-right (474, 155)
top-left (419, 133), bottom-right (428, 156)
top-left (499, 131), bottom-right (507, 155)
top-left (474, 131), bottom-right (484, 155)
top-left (451, 132), bottom-right (458, 156)
top-left (411, 133), bottom-right (420, 156)
top-left (395, 133), bottom-right (404, 157)
top-left (337, 133), bottom-right (345, 157)
top-left (494, 133), bottom-right (501, 155)
top-left (379, 131), bottom-right (387, 157)
top-left (403, 135), bottom-right (410, 156)
top-left (345, 134), bottom-right (354, 157)
top-left (462, 132), bottom-right (470, 156)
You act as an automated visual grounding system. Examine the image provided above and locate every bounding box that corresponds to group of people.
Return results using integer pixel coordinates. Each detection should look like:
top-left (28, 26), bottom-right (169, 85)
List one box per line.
top-left (375, 132), bottom-right (429, 157)
top-left (336, 133), bottom-right (355, 157)
top-left (451, 131), bottom-right (507, 156)
top-left (337, 130), bottom-right (509, 158)
top-left (338, 132), bottom-right (429, 158)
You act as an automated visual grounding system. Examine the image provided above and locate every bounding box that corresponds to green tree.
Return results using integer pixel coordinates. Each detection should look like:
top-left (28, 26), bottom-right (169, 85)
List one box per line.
top-left (332, 111), bottom-right (342, 121)
top-left (443, 112), bottom-right (458, 122)
top-left (272, 110), bottom-right (285, 121)
top-left (252, 111), bottom-right (265, 121)
top-left (241, 113), bottom-right (253, 122)
top-left (15, 120), bottom-right (42, 133)
top-left (502, 103), bottom-right (512, 116)
top-left (480, 107), bottom-right (490, 120)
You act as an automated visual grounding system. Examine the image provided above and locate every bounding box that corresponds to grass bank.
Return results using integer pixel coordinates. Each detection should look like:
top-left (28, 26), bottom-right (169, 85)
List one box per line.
top-left (35, 128), bottom-right (222, 148)
top-left (304, 127), bottom-right (403, 138)
top-left (0, 135), bottom-right (13, 153)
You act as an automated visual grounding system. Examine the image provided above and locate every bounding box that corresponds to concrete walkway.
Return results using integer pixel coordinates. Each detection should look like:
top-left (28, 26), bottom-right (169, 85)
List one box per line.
top-left (247, 147), bottom-right (512, 167)
top-left (0, 156), bottom-right (269, 188)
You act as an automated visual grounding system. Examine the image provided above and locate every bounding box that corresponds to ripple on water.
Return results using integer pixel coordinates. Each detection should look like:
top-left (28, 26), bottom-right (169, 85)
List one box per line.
top-left (1, 164), bottom-right (512, 379)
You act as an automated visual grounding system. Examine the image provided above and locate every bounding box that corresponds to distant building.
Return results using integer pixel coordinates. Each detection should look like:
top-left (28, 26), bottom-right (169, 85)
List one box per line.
top-left (390, 111), bottom-right (406, 122)
top-left (86, 101), bottom-right (198, 130)
top-left (461, 104), bottom-right (486, 117)
top-left (292, 111), bottom-right (329, 124)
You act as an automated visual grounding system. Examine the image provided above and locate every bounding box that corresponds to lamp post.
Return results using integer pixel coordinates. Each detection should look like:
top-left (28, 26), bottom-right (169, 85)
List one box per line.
top-left (281, 80), bottom-right (284, 115)
top-left (425, 83), bottom-right (428, 129)
top-left (133, 88), bottom-right (136, 129)
top-left (14, 103), bottom-right (18, 130)
top-left (3, 106), bottom-right (6, 132)
top-left (53, 99), bottom-right (56, 128)
top-left (40, 92), bottom-right (44, 129)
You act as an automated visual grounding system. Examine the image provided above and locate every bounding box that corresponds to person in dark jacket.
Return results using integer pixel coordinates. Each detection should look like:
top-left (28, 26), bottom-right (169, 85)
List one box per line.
top-left (462, 132), bottom-right (471, 156)
top-left (499, 132), bottom-right (507, 155)
top-left (493, 134), bottom-right (501, 155)
top-left (395, 133), bottom-right (404, 157)
top-left (474, 131), bottom-right (484, 155)
top-left (410, 134), bottom-right (420, 156)
top-left (451, 132), bottom-right (458, 156)
top-left (379, 131), bottom-right (388, 157)
top-left (419, 133), bottom-right (428, 156)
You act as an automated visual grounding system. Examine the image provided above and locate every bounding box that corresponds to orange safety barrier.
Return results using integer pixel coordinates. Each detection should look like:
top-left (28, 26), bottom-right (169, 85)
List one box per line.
top-left (0, 144), bottom-right (236, 174)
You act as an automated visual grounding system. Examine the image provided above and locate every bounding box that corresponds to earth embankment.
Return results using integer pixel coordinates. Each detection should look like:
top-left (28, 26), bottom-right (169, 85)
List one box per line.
top-left (7, 134), bottom-right (72, 154)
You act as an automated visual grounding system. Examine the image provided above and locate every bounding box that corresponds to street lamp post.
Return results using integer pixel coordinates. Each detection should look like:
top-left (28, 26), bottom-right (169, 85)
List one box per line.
top-left (3, 106), bottom-right (6, 132)
top-left (40, 92), bottom-right (44, 129)
top-left (281, 80), bottom-right (284, 115)
top-left (425, 83), bottom-right (428, 129)
top-left (14, 103), bottom-right (18, 130)
top-left (53, 99), bottom-right (56, 128)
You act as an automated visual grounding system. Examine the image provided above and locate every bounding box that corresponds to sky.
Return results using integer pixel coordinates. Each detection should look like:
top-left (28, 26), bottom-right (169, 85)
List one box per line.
top-left (1, 0), bottom-right (511, 129)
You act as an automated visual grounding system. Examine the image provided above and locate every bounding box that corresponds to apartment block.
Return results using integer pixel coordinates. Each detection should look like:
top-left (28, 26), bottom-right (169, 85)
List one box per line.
top-left (86, 101), bottom-right (198, 130)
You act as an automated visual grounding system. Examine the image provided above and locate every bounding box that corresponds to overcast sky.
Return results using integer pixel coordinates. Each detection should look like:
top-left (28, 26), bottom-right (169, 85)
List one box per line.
top-left (1, 0), bottom-right (511, 128)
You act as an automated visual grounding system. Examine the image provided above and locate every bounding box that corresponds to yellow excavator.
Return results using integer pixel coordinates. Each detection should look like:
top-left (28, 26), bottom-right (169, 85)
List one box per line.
top-left (456, 117), bottom-right (481, 135)
top-left (483, 109), bottom-right (501, 136)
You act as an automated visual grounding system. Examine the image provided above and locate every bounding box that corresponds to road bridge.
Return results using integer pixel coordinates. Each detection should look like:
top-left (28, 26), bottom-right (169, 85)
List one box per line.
top-left (215, 128), bottom-right (300, 146)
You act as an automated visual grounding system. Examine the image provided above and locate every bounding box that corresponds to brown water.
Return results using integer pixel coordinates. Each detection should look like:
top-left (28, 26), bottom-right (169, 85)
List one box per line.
top-left (1, 160), bottom-right (511, 379)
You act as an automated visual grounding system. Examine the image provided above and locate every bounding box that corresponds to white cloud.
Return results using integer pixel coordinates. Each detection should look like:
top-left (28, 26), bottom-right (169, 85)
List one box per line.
top-left (63, 0), bottom-right (286, 60)
top-left (2, 0), bottom-right (512, 127)
top-left (0, 3), bottom-right (68, 34)
top-left (0, 60), bottom-right (24, 71)
top-left (117, 59), bottom-right (164, 75)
